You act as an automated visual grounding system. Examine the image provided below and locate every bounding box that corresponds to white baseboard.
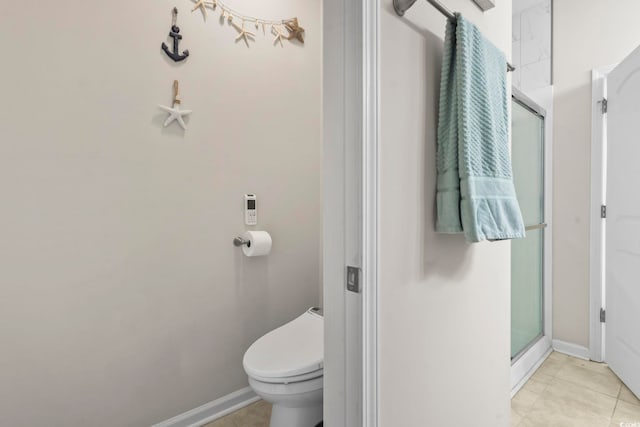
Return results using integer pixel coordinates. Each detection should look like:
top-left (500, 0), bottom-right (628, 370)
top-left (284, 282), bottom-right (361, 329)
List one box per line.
top-left (511, 336), bottom-right (552, 397)
top-left (152, 387), bottom-right (259, 427)
top-left (552, 339), bottom-right (590, 360)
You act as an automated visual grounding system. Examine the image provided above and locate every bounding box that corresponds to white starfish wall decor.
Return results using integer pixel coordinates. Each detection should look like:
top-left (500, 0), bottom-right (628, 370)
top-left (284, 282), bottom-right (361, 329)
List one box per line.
top-left (159, 104), bottom-right (192, 130)
top-left (159, 80), bottom-right (192, 130)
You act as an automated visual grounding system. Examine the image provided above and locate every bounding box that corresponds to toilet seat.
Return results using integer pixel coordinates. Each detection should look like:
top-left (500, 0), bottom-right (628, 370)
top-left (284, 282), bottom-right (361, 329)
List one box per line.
top-left (243, 309), bottom-right (323, 384)
top-left (249, 368), bottom-right (324, 385)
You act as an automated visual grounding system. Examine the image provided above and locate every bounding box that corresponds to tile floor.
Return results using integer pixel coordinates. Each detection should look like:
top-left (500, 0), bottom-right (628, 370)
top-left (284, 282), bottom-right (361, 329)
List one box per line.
top-left (203, 400), bottom-right (271, 427)
top-left (512, 351), bottom-right (640, 427)
top-left (204, 352), bottom-right (640, 427)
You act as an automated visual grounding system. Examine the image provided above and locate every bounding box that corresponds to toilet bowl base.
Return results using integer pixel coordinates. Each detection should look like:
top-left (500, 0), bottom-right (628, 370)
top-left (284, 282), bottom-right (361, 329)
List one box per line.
top-left (247, 376), bottom-right (323, 427)
top-left (270, 402), bottom-right (322, 427)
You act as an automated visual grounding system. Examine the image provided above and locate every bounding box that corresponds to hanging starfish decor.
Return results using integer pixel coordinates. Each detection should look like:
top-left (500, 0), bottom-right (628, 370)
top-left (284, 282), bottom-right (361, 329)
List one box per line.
top-left (159, 80), bottom-right (192, 130)
top-left (284, 18), bottom-right (305, 43)
top-left (189, 0), bottom-right (305, 48)
top-left (192, 0), bottom-right (208, 20)
top-left (272, 25), bottom-right (286, 47)
top-left (233, 21), bottom-right (255, 47)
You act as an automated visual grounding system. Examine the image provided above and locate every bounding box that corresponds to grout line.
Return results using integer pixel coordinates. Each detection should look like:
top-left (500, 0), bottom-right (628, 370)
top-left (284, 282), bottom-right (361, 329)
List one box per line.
top-left (551, 374), bottom-right (621, 400)
top-left (611, 397), bottom-right (620, 422)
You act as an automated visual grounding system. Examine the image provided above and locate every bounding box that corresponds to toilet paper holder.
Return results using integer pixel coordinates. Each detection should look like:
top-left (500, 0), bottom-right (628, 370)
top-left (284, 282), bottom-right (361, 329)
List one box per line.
top-left (233, 237), bottom-right (250, 247)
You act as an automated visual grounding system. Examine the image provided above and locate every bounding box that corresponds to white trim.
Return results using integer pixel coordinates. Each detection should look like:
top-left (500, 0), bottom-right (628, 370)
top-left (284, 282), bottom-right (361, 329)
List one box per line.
top-left (590, 64), bottom-right (616, 363)
top-left (552, 339), bottom-right (590, 361)
top-left (524, 86), bottom-right (555, 345)
top-left (511, 337), bottom-right (552, 397)
top-left (362, 0), bottom-right (380, 424)
top-left (151, 387), bottom-right (258, 427)
top-left (542, 87), bottom-right (554, 346)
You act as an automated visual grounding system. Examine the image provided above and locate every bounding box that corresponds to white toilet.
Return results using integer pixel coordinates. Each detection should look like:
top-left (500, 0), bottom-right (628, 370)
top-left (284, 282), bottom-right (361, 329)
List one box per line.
top-left (243, 308), bottom-right (323, 427)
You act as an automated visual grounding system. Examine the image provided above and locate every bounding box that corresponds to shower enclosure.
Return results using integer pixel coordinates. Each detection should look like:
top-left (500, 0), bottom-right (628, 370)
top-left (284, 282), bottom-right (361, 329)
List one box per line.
top-left (510, 88), bottom-right (552, 391)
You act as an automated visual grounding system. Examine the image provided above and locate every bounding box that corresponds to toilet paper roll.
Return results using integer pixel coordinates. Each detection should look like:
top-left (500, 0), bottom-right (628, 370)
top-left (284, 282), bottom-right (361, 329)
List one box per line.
top-left (242, 231), bottom-right (272, 257)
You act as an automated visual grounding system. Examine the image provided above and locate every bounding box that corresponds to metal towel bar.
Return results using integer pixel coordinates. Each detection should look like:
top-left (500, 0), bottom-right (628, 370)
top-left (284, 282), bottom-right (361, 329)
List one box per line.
top-left (393, 0), bottom-right (515, 72)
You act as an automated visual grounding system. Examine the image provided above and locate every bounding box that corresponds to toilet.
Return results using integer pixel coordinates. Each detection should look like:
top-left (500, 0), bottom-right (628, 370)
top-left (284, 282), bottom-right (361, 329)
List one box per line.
top-left (243, 308), bottom-right (323, 427)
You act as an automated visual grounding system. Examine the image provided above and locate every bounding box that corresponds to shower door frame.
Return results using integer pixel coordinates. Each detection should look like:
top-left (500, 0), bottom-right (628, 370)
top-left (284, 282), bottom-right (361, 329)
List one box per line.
top-left (510, 87), bottom-right (554, 396)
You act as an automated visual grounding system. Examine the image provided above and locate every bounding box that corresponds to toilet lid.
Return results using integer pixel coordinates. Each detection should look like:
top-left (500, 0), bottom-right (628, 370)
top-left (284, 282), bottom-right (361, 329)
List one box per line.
top-left (243, 310), bottom-right (323, 380)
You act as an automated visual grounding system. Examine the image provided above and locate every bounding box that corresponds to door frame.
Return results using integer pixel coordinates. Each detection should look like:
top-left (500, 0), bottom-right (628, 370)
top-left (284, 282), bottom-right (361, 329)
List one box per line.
top-left (510, 87), bottom-right (554, 395)
top-left (362, 0), bottom-right (380, 425)
top-left (589, 64), bottom-right (616, 363)
top-left (323, 0), bottom-right (379, 425)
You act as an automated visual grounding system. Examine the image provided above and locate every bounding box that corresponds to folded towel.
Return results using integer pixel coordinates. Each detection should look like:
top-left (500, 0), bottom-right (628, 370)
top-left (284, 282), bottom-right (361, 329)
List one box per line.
top-left (436, 13), bottom-right (525, 243)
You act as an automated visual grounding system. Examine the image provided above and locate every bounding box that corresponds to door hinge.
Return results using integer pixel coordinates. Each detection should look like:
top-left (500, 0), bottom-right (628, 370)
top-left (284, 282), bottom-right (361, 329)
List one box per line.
top-left (601, 205), bottom-right (607, 219)
top-left (600, 308), bottom-right (606, 323)
top-left (600, 98), bottom-right (608, 114)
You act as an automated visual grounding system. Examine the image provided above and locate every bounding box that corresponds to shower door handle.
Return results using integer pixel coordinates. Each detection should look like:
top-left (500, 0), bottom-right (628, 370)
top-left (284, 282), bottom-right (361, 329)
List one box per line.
top-left (525, 223), bottom-right (548, 232)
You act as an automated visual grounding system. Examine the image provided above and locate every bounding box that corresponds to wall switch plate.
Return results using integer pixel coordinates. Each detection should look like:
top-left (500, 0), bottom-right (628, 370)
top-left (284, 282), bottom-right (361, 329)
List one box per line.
top-left (472, 0), bottom-right (495, 11)
top-left (346, 266), bottom-right (361, 293)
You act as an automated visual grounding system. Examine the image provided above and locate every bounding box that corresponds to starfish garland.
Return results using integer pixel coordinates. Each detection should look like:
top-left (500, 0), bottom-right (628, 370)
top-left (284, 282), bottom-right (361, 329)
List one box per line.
top-left (272, 25), bottom-right (286, 47)
top-left (189, 0), bottom-right (305, 48)
top-left (233, 21), bottom-right (255, 47)
top-left (192, 0), bottom-right (208, 20)
top-left (284, 18), bottom-right (305, 43)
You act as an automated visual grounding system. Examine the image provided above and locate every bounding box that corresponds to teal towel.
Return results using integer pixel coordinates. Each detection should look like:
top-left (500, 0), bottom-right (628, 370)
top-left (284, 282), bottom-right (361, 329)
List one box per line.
top-left (436, 14), bottom-right (525, 243)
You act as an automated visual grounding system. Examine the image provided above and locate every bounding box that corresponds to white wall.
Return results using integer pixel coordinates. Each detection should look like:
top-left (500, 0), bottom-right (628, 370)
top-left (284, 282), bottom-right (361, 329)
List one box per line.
top-left (379, 1), bottom-right (512, 425)
top-left (553, 0), bottom-right (640, 347)
top-left (512, 0), bottom-right (551, 91)
top-left (0, 1), bottom-right (321, 426)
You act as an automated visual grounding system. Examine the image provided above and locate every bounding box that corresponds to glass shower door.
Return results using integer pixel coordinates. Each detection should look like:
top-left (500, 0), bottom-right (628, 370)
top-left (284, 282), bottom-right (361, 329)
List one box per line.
top-left (511, 97), bottom-right (545, 360)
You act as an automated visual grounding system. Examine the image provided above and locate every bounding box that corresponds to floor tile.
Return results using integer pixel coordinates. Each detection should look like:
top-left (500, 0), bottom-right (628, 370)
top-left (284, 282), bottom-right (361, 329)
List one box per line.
top-left (202, 401), bottom-right (272, 427)
top-left (620, 384), bottom-right (640, 406)
top-left (512, 409), bottom-right (522, 427)
top-left (521, 376), bottom-right (549, 394)
top-left (611, 400), bottom-right (640, 425)
top-left (230, 400), bottom-right (272, 427)
top-left (512, 388), bottom-right (542, 418)
top-left (540, 378), bottom-right (618, 420)
top-left (536, 357), bottom-right (566, 378)
top-left (567, 357), bottom-right (617, 377)
top-left (547, 351), bottom-right (572, 364)
top-left (556, 362), bottom-right (622, 397)
top-left (203, 415), bottom-right (238, 427)
top-left (522, 380), bottom-right (612, 427)
top-left (520, 406), bottom-right (610, 427)
top-left (530, 370), bottom-right (555, 385)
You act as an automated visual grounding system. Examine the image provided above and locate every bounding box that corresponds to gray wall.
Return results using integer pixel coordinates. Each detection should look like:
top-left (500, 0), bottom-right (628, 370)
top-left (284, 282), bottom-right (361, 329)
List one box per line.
top-left (553, 0), bottom-right (640, 347)
top-left (379, 0), bottom-right (513, 425)
top-left (0, 0), bottom-right (321, 425)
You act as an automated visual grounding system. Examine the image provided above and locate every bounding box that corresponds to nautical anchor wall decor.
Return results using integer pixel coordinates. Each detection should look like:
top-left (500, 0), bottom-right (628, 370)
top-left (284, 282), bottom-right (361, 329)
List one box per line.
top-left (159, 80), bottom-right (192, 130)
top-left (161, 8), bottom-right (190, 62)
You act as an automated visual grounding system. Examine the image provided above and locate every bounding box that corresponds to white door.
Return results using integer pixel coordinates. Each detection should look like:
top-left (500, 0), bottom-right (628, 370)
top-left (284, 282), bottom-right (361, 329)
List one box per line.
top-left (605, 44), bottom-right (640, 398)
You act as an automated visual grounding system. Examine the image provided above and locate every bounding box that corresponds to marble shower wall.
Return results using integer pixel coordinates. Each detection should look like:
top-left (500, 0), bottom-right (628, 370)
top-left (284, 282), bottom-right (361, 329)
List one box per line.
top-left (513, 0), bottom-right (551, 91)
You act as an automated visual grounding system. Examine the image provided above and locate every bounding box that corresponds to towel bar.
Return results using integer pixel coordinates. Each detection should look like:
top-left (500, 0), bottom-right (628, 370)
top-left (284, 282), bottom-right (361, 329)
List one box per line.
top-left (393, 0), bottom-right (515, 72)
